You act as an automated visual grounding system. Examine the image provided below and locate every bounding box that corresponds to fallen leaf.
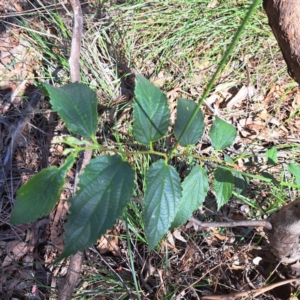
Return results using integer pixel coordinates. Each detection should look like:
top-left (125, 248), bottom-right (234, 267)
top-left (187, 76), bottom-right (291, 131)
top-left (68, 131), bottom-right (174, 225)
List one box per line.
top-left (173, 229), bottom-right (187, 243)
top-left (2, 241), bottom-right (28, 267)
top-left (97, 226), bottom-right (120, 256)
top-left (227, 85), bottom-right (255, 109)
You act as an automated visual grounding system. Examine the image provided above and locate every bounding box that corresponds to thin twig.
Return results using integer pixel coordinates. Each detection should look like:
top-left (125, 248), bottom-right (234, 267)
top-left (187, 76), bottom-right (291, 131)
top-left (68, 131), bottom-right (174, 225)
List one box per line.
top-left (202, 278), bottom-right (300, 299)
top-left (190, 217), bottom-right (272, 230)
top-left (68, 0), bottom-right (82, 83)
top-left (59, 1), bottom-right (88, 299)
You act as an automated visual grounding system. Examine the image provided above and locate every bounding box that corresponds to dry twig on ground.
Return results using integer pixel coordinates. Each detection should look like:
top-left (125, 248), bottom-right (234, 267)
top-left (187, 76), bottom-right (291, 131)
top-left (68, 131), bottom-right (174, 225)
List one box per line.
top-left (58, 1), bottom-right (91, 299)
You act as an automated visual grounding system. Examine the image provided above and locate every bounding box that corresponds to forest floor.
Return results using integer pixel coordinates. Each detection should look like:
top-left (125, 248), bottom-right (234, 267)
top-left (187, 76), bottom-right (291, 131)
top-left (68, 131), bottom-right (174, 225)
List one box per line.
top-left (1, 0), bottom-right (300, 299)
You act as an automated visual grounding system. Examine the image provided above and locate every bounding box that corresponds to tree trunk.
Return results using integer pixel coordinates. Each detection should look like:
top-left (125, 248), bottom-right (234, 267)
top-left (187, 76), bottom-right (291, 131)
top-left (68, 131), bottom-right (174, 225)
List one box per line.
top-left (263, 0), bottom-right (300, 274)
top-left (264, 198), bottom-right (300, 275)
top-left (263, 0), bottom-right (300, 84)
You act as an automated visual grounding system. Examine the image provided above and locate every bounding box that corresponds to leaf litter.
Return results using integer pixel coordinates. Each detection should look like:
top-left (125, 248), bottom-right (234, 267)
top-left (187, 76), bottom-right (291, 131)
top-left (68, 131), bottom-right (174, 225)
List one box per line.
top-left (1, 0), bottom-right (300, 299)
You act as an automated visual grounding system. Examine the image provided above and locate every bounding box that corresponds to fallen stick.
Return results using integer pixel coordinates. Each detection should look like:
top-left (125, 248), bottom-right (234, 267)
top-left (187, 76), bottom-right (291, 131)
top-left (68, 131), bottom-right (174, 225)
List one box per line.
top-left (58, 1), bottom-right (91, 299)
top-left (189, 217), bottom-right (272, 230)
top-left (202, 278), bottom-right (300, 300)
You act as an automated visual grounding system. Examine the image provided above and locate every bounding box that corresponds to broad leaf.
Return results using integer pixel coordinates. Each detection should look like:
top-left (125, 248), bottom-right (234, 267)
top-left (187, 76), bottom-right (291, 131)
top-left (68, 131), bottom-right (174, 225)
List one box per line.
top-left (174, 98), bottom-right (205, 147)
top-left (266, 147), bottom-right (277, 165)
top-left (61, 155), bottom-right (134, 258)
top-left (288, 163), bottom-right (300, 185)
top-left (233, 172), bottom-right (247, 195)
top-left (144, 160), bottom-right (181, 249)
top-left (10, 154), bottom-right (75, 224)
top-left (214, 167), bottom-right (234, 209)
top-left (133, 75), bottom-right (170, 145)
top-left (261, 172), bottom-right (279, 185)
top-left (171, 166), bottom-right (208, 228)
top-left (224, 153), bottom-right (234, 164)
top-left (224, 155), bottom-right (247, 195)
top-left (44, 82), bottom-right (98, 139)
top-left (209, 116), bottom-right (237, 150)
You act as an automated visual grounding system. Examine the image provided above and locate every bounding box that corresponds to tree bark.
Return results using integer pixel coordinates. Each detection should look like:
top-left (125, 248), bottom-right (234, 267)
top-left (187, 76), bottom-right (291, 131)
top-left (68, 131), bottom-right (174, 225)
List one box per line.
top-left (263, 0), bottom-right (300, 84)
top-left (263, 0), bottom-right (300, 273)
top-left (264, 198), bottom-right (300, 275)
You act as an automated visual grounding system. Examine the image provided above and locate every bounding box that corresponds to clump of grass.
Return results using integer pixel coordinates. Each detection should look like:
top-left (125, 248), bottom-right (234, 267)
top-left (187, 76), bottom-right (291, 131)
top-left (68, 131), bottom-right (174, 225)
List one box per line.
top-left (109, 0), bottom-right (288, 94)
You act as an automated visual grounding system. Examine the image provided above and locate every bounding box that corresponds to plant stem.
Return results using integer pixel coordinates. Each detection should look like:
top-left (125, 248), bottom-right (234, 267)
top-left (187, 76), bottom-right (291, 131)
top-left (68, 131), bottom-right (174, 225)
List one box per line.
top-left (167, 0), bottom-right (261, 161)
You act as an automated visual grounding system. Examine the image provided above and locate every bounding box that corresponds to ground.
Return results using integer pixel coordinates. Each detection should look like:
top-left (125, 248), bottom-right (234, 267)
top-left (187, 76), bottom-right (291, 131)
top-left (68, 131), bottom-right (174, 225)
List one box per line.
top-left (1, 0), bottom-right (300, 299)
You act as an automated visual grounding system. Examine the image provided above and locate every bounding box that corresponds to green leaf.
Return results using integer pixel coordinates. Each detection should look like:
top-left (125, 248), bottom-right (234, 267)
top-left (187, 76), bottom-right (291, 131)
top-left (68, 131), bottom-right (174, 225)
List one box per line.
top-left (209, 116), bottom-right (237, 150)
top-left (224, 154), bottom-right (234, 164)
top-left (288, 163), bottom-right (300, 185)
top-left (133, 75), bottom-right (170, 145)
top-left (10, 154), bottom-right (75, 225)
top-left (223, 155), bottom-right (247, 195)
top-left (266, 147), bottom-right (277, 164)
top-left (61, 155), bottom-right (134, 258)
top-left (44, 82), bottom-right (98, 139)
top-left (171, 166), bottom-right (208, 228)
top-left (261, 172), bottom-right (279, 185)
top-left (144, 160), bottom-right (181, 249)
top-left (174, 98), bottom-right (205, 147)
top-left (233, 172), bottom-right (247, 195)
top-left (214, 167), bottom-right (234, 209)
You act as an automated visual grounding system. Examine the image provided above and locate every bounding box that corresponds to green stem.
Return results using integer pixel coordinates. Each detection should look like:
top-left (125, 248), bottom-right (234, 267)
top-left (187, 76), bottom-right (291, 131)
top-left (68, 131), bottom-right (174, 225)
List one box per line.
top-left (167, 0), bottom-right (261, 161)
top-left (149, 141), bottom-right (153, 151)
top-left (218, 165), bottom-right (273, 182)
top-left (280, 182), bottom-right (300, 189)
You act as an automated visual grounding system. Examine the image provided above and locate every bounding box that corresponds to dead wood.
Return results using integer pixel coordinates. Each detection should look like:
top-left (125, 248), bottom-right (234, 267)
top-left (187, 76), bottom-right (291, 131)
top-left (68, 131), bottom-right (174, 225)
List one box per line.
top-left (58, 1), bottom-right (91, 299)
top-left (263, 0), bottom-right (300, 84)
top-left (264, 198), bottom-right (300, 270)
top-left (262, 0), bottom-right (300, 276)
top-left (202, 278), bottom-right (300, 300)
top-left (190, 216), bottom-right (272, 230)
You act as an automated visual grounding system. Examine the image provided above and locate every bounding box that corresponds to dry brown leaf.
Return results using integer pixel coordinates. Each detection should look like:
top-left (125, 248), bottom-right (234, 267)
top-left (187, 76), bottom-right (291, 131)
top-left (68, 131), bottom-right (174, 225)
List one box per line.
top-left (227, 85), bottom-right (255, 109)
top-left (97, 227), bottom-right (120, 256)
top-left (167, 232), bottom-right (175, 247)
top-left (2, 241), bottom-right (28, 267)
top-left (292, 93), bottom-right (300, 109)
top-left (173, 229), bottom-right (187, 243)
top-left (261, 86), bottom-right (276, 104)
top-left (180, 242), bottom-right (200, 272)
top-left (246, 122), bottom-right (265, 133)
top-left (212, 230), bottom-right (228, 241)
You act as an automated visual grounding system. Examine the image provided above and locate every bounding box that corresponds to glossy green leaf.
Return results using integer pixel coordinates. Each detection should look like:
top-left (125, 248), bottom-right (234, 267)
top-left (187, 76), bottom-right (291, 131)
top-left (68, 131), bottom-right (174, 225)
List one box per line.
top-left (214, 167), bottom-right (234, 209)
top-left (61, 155), bottom-right (134, 258)
top-left (133, 75), bottom-right (170, 145)
top-left (266, 147), bottom-right (277, 165)
top-left (171, 166), bottom-right (208, 228)
top-left (44, 82), bottom-right (98, 139)
top-left (288, 163), bottom-right (300, 185)
top-left (144, 160), bottom-right (181, 249)
top-left (209, 116), bottom-right (237, 150)
top-left (174, 98), bottom-right (205, 147)
top-left (10, 154), bottom-right (75, 224)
